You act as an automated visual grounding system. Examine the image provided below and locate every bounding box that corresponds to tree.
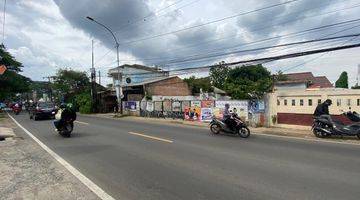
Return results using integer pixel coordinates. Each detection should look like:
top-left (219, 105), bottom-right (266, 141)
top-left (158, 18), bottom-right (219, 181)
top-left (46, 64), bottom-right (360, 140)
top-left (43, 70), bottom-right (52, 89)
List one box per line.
top-left (351, 83), bottom-right (360, 89)
top-left (53, 69), bottom-right (90, 94)
top-left (210, 61), bottom-right (229, 90)
top-left (183, 76), bottom-right (213, 94)
top-left (335, 71), bottom-right (348, 88)
top-left (274, 70), bottom-right (288, 82)
top-left (0, 45), bottom-right (30, 100)
top-left (224, 64), bottom-right (272, 99)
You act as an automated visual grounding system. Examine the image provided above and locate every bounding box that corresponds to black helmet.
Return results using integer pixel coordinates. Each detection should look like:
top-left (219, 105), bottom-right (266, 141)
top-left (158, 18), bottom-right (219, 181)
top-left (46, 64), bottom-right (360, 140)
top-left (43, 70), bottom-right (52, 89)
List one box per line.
top-left (60, 103), bottom-right (67, 109)
top-left (325, 99), bottom-right (332, 105)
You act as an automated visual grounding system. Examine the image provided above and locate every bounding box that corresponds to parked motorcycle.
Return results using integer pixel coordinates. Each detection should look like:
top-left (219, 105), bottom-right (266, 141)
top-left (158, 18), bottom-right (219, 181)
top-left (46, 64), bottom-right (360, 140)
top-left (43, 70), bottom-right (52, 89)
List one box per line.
top-left (57, 120), bottom-right (74, 137)
top-left (312, 111), bottom-right (360, 139)
top-left (209, 114), bottom-right (250, 138)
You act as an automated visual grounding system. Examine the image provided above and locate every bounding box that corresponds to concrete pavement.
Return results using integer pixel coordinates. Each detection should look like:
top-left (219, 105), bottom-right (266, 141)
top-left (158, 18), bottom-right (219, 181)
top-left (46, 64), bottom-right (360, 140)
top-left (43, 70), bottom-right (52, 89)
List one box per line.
top-left (0, 114), bottom-right (99, 200)
top-left (8, 112), bottom-right (360, 200)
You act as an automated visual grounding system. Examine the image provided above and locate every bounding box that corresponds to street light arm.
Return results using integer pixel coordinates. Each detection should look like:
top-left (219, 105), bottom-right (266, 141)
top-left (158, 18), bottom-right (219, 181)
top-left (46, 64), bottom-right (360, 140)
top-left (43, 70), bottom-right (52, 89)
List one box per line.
top-left (86, 16), bottom-right (119, 46)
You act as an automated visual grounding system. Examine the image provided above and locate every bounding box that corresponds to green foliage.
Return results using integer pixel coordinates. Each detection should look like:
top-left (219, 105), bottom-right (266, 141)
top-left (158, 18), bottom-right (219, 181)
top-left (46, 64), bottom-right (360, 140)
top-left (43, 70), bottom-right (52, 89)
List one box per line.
top-left (210, 61), bottom-right (229, 90)
top-left (224, 64), bottom-right (272, 99)
top-left (75, 92), bottom-right (92, 114)
top-left (183, 76), bottom-right (213, 94)
top-left (274, 70), bottom-right (288, 82)
top-left (0, 45), bottom-right (30, 100)
top-left (335, 71), bottom-right (348, 88)
top-left (53, 69), bottom-right (90, 102)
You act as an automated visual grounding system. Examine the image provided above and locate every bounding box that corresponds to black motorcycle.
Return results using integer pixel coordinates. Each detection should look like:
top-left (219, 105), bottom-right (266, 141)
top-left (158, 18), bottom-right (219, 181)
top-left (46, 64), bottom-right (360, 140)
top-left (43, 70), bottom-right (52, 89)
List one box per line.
top-left (57, 120), bottom-right (74, 137)
top-left (312, 111), bottom-right (360, 139)
top-left (209, 114), bottom-right (250, 138)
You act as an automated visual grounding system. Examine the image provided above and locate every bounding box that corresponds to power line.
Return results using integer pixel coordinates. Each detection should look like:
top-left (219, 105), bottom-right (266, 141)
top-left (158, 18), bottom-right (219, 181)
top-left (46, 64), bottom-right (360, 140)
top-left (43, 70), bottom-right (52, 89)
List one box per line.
top-left (117, 0), bottom-right (302, 45)
top-left (115, 4), bottom-right (360, 64)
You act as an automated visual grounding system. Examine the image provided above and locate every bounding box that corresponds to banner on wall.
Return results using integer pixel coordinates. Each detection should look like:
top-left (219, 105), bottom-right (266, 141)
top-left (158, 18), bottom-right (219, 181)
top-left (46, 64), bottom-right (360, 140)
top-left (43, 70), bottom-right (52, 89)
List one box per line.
top-left (215, 100), bottom-right (248, 120)
top-left (163, 100), bottom-right (172, 111)
top-left (248, 100), bottom-right (265, 113)
top-left (191, 101), bottom-right (201, 108)
top-left (201, 100), bottom-right (214, 108)
top-left (125, 101), bottom-right (137, 111)
top-left (184, 106), bottom-right (201, 121)
top-left (172, 101), bottom-right (181, 111)
top-left (154, 101), bottom-right (162, 111)
top-left (146, 101), bottom-right (154, 112)
top-left (201, 107), bottom-right (213, 122)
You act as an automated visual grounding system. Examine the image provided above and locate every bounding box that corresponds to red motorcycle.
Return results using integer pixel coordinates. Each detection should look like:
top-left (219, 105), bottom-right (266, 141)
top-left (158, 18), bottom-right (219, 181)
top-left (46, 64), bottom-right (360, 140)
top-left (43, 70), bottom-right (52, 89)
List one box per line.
top-left (12, 104), bottom-right (22, 115)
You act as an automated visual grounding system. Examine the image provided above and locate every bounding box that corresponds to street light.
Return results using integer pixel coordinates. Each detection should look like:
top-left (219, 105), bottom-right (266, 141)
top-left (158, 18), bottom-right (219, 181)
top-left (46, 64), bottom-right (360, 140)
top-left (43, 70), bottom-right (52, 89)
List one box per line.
top-left (86, 16), bottom-right (123, 114)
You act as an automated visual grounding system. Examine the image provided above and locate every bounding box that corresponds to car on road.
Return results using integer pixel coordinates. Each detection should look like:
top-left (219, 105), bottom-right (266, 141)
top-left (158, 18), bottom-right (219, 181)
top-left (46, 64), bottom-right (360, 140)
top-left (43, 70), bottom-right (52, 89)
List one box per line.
top-left (29, 102), bottom-right (57, 120)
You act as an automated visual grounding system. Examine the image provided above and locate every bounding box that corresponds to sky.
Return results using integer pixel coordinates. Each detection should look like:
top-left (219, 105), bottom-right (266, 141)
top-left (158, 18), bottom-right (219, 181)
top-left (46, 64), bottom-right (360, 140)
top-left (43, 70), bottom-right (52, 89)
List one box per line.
top-left (1, 0), bottom-right (360, 86)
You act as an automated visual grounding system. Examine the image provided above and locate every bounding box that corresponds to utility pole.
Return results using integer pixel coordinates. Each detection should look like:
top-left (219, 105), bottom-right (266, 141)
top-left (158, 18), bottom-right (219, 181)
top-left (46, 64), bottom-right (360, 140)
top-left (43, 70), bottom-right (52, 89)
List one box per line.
top-left (1, 0), bottom-right (6, 45)
top-left (91, 40), bottom-right (97, 113)
top-left (98, 70), bottom-right (101, 85)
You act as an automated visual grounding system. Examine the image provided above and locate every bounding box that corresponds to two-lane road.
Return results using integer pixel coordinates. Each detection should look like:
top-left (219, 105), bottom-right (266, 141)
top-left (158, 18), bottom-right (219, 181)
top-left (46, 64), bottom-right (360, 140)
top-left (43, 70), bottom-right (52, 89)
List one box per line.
top-left (9, 112), bottom-right (360, 200)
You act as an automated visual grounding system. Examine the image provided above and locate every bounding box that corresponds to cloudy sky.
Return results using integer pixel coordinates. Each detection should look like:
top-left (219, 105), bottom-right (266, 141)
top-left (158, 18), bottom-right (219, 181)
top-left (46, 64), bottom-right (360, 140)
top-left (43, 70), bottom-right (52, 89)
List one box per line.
top-left (2, 0), bottom-right (360, 85)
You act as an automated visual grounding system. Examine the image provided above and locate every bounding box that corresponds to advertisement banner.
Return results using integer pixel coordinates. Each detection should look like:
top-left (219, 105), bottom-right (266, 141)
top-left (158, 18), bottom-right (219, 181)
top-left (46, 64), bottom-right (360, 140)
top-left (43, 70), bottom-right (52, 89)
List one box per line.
top-left (201, 107), bottom-right (213, 122)
top-left (249, 100), bottom-right (265, 113)
top-left (215, 100), bottom-right (248, 120)
top-left (184, 106), bottom-right (201, 121)
top-left (125, 101), bottom-right (137, 111)
top-left (172, 101), bottom-right (181, 111)
top-left (191, 101), bottom-right (201, 108)
top-left (182, 101), bottom-right (190, 112)
top-left (154, 101), bottom-right (162, 111)
top-left (201, 100), bottom-right (214, 108)
top-left (146, 101), bottom-right (154, 112)
top-left (163, 100), bottom-right (172, 111)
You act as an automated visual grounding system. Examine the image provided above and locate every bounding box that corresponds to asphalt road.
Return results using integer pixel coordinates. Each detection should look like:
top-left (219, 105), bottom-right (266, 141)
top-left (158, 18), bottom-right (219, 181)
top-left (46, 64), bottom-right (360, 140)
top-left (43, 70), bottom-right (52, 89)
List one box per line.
top-left (9, 112), bottom-right (360, 200)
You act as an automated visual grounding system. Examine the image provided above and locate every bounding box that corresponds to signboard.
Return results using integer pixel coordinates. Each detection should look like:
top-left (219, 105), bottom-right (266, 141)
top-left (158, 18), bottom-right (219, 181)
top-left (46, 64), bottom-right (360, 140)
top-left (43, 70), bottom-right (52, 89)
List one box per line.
top-left (172, 101), bottom-right (181, 111)
top-left (146, 101), bottom-right (154, 112)
top-left (201, 108), bottom-right (213, 122)
top-left (154, 101), bottom-right (162, 111)
top-left (181, 101), bottom-right (190, 112)
top-left (0, 65), bottom-right (6, 75)
top-left (191, 101), bottom-right (201, 108)
top-left (184, 106), bottom-right (201, 121)
top-left (215, 100), bottom-right (249, 120)
top-left (163, 100), bottom-right (172, 111)
top-left (249, 100), bottom-right (265, 113)
top-left (125, 101), bottom-right (137, 111)
top-left (201, 100), bottom-right (214, 108)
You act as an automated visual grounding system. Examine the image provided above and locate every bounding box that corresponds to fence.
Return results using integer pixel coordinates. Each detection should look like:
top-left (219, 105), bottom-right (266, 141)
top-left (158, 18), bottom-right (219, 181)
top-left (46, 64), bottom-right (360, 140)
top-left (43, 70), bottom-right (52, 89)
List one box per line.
top-left (122, 100), bottom-right (266, 124)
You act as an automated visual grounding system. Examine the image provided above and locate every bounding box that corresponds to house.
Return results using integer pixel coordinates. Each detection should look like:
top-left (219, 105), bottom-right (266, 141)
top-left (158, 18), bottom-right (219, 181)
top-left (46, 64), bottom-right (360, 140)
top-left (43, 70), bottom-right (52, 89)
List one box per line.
top-left (108, 64), bottom-right (169, 87)
top-left (275, 72), bottom-right (333, 90)
top-left (266, 87), bottom-right (360, 127)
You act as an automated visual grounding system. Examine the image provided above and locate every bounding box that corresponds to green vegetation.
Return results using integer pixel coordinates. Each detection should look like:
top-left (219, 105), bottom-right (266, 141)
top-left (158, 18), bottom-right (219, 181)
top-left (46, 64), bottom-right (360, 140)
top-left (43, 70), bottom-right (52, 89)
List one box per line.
top-left (335, 71), bottom-right (348, 88)
top-left (0, 45), bottom-right (31, 101)
top-left (209, 61), bottom-right (229, 90)
top-left (183, 76), bottom-right (213, 94)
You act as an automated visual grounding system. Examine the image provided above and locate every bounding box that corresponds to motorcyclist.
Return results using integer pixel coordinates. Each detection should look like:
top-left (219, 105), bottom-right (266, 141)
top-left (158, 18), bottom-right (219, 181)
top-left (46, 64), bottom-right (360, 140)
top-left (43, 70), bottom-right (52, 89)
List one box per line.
top-left (314, 99), bottom-right (332, 116)
top-left (314, 99), bottom-right (332, 122)
top-left (54, 103), bottom-right (76, 131)
top-left (223, 103), bottom-right (236, 131)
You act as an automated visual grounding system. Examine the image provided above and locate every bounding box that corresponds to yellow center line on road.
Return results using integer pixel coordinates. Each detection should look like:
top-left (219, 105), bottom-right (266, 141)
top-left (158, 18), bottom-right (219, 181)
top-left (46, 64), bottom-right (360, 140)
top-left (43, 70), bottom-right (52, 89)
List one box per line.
top-left (75, 121), bottom-right (89, 125)
top-left (128, 132), bottom-right (173, 143)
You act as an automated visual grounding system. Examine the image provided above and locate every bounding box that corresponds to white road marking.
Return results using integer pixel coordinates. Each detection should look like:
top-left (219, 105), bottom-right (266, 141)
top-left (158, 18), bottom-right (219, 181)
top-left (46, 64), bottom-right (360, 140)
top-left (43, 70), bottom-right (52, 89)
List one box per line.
top-left (75, 120), bottom-right (89, 125)
top-left (7, 113), bottom-right (116, 200)
top-left (128, 131), bottom-right (173, 143)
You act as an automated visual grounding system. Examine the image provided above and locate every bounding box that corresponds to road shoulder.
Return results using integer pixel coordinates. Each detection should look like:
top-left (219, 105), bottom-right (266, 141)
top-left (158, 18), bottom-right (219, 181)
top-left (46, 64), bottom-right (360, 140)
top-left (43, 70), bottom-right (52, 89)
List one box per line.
top-left (0, 114), bottom-right (100, 200)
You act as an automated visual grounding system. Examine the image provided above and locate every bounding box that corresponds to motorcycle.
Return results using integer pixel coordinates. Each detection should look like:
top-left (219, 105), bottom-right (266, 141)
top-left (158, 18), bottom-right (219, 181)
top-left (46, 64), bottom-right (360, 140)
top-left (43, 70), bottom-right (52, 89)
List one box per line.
top-left (57, 120), bottom-right (74, 137)
top-left (311, 111), bottom-right (360, 139)
top-left (13, 105), bottom-right (22, 115)
top-left (209, 114), bottom-right (250, 138)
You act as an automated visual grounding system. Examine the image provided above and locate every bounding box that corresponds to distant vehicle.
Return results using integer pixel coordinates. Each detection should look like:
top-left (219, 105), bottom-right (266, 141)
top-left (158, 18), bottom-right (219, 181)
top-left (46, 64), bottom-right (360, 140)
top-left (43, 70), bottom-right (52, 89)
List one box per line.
top-left (29, 102), bottom-right (57, 120)
top-left (0, 102), bottom-right (6, 110)
top-left (12, 104), bottom-right (22, 115)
